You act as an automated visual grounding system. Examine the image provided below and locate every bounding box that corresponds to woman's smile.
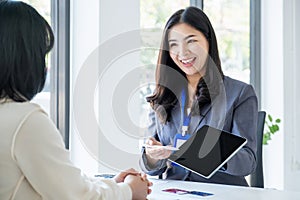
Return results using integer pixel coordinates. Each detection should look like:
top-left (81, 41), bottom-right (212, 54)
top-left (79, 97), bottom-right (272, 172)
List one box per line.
top-left (180, 57), bottom-right (196, 67)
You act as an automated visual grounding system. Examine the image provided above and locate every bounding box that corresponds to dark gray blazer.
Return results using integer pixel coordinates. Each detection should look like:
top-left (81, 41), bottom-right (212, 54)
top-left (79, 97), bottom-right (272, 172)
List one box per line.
top-left (139, 76), bottom-right (258, 186)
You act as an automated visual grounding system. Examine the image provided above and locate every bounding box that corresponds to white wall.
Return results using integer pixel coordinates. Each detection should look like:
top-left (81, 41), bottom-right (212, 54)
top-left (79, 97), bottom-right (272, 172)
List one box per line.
top-left (261, 0), bottom-right (284, 190)
top-left (283, 0), bottom-right (300, 191)
top-left (70, 0), bottom-right (100, 175)
top-left (97, 0), bottom-right (141, 173)
top-left (262, 0), bottom-right (300, 191)
top-left (70, 0), bottom-right (142, 175)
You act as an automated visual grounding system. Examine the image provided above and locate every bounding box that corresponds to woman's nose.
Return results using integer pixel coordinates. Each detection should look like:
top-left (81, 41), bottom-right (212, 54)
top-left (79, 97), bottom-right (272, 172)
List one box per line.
top-left (178, 43), bottom-right (189, 57)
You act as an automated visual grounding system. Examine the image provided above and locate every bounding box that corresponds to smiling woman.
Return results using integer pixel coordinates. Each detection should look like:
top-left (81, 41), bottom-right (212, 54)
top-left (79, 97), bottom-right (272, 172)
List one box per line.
top-left (139, 6), bottom-right (258, 187)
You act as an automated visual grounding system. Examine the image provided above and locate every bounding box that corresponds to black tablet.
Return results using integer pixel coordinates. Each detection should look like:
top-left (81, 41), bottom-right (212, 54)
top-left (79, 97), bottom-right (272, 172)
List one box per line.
top-left (168, 125), bottom-right (247, 179)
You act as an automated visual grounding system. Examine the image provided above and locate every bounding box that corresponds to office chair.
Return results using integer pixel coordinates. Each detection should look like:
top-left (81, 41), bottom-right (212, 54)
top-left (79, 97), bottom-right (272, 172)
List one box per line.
top-left (249, 111), bottom-right (266, 188)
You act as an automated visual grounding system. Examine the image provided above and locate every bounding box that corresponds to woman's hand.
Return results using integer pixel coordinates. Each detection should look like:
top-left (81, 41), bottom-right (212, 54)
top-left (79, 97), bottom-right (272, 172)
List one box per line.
top-left (114, 168), bottom-right (140, 183)
top-left (145, 137), bottom-right (173, 162)
top-left (115, 169), bottom-right (153, 199)
top-left (124, 174), bottom-right (152, 200)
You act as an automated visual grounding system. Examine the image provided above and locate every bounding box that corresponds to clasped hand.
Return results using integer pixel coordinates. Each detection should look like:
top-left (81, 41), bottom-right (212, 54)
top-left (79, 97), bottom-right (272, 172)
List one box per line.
top-left (114, 168), bottom-right (152, 200)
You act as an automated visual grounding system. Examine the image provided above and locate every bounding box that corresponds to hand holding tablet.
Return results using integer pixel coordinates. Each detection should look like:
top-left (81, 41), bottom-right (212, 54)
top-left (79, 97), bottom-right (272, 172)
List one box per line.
top-left (168, 125), bottom-right (247, 179)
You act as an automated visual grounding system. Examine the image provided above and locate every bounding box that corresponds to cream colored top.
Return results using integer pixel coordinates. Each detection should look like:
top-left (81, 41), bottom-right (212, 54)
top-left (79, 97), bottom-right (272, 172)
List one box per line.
top-left (0, 100), bottom-right (132, 200)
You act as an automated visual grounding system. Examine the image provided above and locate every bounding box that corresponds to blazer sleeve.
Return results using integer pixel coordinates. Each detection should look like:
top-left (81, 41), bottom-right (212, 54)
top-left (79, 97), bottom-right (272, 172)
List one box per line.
top-left (225, 84), bottom-right (258, 176)
top-left (13, 110), bottom-right (132, 200)
top-left (139, 110), bottom-right (167, 176)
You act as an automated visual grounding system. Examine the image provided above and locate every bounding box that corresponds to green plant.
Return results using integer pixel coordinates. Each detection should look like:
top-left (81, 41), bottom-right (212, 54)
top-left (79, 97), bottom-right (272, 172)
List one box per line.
top-left (263, 114), bottom-right (281, 145)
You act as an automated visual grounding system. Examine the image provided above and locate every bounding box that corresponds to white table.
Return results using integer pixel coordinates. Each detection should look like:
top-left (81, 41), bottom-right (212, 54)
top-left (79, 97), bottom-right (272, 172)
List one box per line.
top-left (147, 179), bottom-right (300, 200)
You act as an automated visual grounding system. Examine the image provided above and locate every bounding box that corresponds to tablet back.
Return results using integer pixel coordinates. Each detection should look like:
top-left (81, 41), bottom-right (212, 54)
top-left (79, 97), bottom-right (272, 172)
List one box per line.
top-left (168, 125), bottom-right (247, 179)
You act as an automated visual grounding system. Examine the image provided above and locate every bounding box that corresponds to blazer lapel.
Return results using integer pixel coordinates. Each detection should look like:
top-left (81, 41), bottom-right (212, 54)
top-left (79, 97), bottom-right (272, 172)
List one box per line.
top-left (189, 103), bottom-right (212, 135)
top-left (188, 89), bottom-right (228, 135)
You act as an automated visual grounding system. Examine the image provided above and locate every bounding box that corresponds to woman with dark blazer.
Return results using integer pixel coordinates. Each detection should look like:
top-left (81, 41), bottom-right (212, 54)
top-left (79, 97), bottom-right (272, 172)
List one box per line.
top-left (139, 6), bottom-right (258, 186)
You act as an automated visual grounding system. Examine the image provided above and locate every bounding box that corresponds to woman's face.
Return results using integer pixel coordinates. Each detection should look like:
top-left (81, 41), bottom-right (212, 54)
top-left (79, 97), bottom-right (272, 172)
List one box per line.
top-left (168, 23), bottom-right (209, 78)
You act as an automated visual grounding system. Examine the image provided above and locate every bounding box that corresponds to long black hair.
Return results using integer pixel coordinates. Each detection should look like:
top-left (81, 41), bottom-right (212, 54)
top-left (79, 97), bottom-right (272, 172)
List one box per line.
top-left (147, 6), bottom-right (224, 123)
top-left (0, 0), bottom-right (54, 102)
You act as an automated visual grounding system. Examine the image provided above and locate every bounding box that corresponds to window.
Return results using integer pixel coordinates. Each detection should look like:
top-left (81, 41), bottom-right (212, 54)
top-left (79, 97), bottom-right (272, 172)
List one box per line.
top-left (204, 0), bottom-right (250, 83)
top-left (70, 0), bottom-right (259, 175)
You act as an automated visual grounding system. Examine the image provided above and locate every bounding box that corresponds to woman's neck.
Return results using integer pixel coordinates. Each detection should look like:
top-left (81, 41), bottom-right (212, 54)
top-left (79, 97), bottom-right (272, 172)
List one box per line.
top-left (186, 74), bottom-right (201, 92)
top-left (186, 74), bottom-right (201, 107)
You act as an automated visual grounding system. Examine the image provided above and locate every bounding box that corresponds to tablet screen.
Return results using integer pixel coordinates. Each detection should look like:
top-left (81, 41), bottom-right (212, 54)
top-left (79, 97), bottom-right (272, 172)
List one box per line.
top-left (168, 125), bottom-right (247, 179)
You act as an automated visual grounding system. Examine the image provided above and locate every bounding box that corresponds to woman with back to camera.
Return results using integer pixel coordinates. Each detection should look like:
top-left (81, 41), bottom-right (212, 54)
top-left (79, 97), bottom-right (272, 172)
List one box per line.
top-left (0, 1), bottom-right (151, 199)
top-left (139, 6), bottom-right (258, 186)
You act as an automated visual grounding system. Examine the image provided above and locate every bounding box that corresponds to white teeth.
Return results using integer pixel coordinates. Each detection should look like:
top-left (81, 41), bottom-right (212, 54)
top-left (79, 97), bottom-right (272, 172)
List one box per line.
top-left (181, 58), bottom-right (194, 64)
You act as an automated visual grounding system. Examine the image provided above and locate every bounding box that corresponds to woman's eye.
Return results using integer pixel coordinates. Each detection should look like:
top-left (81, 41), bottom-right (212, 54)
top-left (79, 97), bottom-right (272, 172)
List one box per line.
top-left (169, 43), bottom-right (177, 48)
top-left (187, 39), bottom-right (197, 44)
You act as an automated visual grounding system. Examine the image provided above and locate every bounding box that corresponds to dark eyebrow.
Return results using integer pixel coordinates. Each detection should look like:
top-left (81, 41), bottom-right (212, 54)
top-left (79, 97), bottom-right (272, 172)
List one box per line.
top-left (168, 34), bottom-right (197, 43)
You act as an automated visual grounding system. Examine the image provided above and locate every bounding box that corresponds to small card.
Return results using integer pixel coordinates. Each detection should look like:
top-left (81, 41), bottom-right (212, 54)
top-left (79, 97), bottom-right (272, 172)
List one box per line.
top-left (173, 133), bottom-right (190, 148)
top-left (143, 144), bottom-right (179, 151)
top-left (162, 188), bottom-right (214, 197)
top-left (94, 174), bottom-right (115, 179)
